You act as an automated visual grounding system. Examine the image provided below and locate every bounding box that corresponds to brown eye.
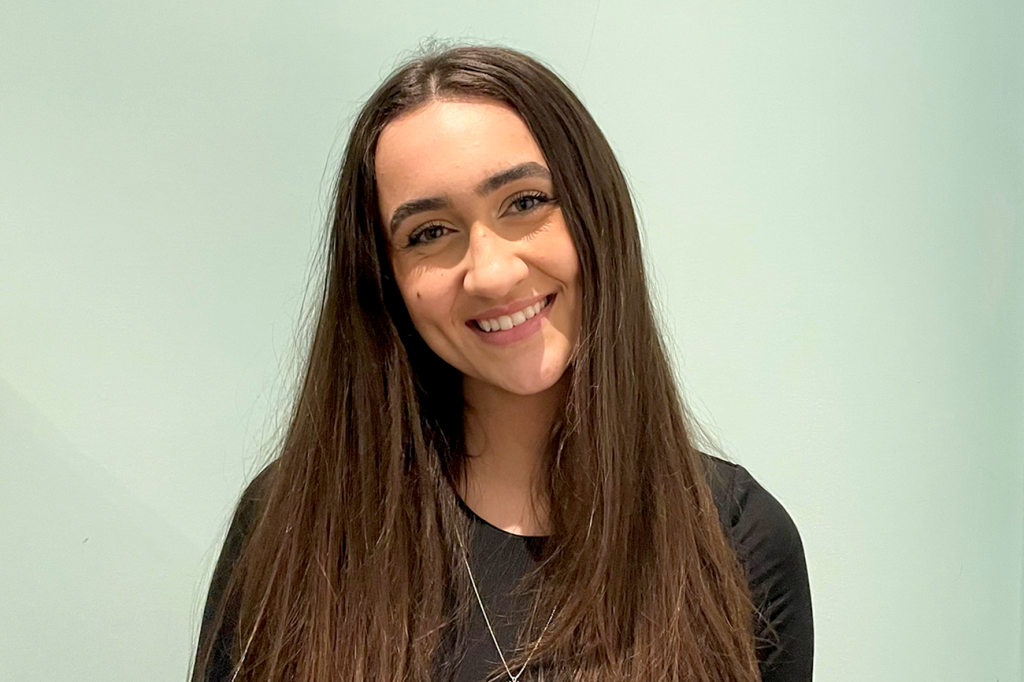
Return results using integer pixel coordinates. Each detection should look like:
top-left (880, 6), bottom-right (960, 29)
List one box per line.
top-left (506, 191), bottom-right (552, 215)
top-left (406, 224), bottom-right (451, 247)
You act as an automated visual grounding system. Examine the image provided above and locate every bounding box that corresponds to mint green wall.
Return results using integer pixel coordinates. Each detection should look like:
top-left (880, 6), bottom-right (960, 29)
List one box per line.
top-left (1, 2), bottom-right (1020, 680)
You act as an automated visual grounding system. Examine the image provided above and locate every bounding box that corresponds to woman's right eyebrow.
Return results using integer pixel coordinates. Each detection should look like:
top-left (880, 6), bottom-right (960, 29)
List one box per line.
top-left (388, 162), bottom-right (550, 236)
top-left (389, 197), bottom-right (451, 236)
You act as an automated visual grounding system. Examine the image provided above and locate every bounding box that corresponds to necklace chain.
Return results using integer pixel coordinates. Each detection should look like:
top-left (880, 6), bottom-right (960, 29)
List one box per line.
top-left (459, 540), bottom-right (556, 682)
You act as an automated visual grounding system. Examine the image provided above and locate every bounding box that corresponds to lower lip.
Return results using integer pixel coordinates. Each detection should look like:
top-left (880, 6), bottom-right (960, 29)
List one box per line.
top-left (468, 294), bottom-right (555, 346)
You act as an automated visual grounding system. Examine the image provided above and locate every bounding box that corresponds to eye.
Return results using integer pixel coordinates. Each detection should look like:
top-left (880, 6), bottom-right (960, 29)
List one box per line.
top-left (406, 223), bottom-right (451, 247)
top-left (506, 191), bottom-right (553, 215)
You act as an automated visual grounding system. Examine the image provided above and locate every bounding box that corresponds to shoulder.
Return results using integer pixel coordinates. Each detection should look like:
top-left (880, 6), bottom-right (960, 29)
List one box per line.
top-left (218, 460), bottom-right (279, 552)
top-left (700, 452), bottom-right (814, 679)
top-left (701, 453), bottom-right (804, 563)
top-left (193, 460), bottom-right (280, 682)
top-left (206, 459), bottom-right (280, 590)
top-left (235, 460), bottom-right (278, 523)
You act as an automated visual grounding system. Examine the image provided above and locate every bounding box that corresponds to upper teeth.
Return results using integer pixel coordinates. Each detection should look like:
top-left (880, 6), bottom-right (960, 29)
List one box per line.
top-left (476, 297), bottom-right (549, 332)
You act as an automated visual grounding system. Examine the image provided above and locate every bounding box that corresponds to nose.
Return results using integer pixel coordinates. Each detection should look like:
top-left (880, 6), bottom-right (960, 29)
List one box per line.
top-left (462, 222), bottom-right (529, 300)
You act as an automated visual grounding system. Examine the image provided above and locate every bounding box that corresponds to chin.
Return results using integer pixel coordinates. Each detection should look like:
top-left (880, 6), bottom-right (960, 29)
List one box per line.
top-left (499, 379), bottom-right (558, 396)
top-left (481, 363), bottom-right (571, 396)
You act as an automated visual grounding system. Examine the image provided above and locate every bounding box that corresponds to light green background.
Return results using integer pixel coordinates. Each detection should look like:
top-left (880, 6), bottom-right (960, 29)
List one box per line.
top-left (1, 1), bottom-right (1021, 680)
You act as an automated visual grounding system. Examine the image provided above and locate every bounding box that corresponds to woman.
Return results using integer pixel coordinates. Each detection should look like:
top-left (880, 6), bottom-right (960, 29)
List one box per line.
top-left (192, 43), bottom-right (813, 682)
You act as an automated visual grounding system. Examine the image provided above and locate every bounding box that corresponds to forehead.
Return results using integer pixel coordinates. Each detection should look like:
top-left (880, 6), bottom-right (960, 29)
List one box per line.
top-left (374, 99), bottom-right (547, 207)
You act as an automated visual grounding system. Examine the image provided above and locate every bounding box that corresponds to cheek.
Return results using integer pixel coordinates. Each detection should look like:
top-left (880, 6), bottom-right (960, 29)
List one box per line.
top-left (399, 277), bottom-right (448, 327)
top-left (566, 245), bottom-right (581, 281)
top-left (399, 284), bottom-right (424, 321)
top-left (549, 225), bottom-right (581, 283)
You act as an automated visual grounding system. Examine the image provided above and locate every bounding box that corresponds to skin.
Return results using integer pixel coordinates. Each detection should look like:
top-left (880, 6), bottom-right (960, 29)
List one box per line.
top-left (376, 98), bottom-right (581, 536)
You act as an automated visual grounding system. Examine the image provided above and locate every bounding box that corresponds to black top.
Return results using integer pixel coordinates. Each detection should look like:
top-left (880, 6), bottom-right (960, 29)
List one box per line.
top-left (194, 454), bottom-right (813, 681)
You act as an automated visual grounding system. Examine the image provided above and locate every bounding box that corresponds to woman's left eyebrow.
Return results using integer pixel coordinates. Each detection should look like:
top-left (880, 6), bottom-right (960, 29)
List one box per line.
top-left (474, 161), bottom-right (550, 196)
top-left (388, 162), bottom-right (551, 236)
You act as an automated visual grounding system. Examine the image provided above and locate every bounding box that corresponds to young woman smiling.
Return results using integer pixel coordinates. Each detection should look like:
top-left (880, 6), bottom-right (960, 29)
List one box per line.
top-left (192, 44), bottom-right (813, 682)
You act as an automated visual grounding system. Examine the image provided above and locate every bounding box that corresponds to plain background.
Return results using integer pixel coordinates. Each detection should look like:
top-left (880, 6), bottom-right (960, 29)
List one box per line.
top-left (1, 1), bottom-right (1021, 680)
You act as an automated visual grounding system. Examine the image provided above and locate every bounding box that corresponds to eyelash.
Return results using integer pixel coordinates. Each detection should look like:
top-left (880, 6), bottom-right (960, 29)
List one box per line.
top-left (405, 191), bottom-right (555, 247)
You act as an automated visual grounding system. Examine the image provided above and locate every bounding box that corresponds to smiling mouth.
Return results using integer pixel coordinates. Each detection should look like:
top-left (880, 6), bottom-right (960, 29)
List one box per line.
top-left (472, 294), bottom-right (554, 332)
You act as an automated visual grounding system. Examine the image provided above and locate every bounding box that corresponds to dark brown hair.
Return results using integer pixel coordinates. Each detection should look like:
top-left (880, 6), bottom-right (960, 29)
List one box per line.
top-left (192, 41), bottom-right (760, 682)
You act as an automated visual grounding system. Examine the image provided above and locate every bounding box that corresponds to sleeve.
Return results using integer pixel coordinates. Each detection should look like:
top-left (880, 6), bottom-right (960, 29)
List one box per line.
top-left (724, 464), bottom-right (814, 682)
top-left (192, 463), bottom-right (276, 682)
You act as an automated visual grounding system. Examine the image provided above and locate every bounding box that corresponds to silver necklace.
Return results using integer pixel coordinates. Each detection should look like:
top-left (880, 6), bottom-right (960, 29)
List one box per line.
top-left (460, 545), bottom-right (557, 682)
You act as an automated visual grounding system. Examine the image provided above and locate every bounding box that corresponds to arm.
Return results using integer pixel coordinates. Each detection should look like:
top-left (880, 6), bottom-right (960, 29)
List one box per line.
top-left (726, 463), bottom-right (814, 682)
top-left (191, 464), bottom-right (276, 682)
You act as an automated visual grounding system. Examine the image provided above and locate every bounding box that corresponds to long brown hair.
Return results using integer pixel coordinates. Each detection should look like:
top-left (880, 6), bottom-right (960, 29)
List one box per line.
top-left (192, 41), bottom-right (760, 682)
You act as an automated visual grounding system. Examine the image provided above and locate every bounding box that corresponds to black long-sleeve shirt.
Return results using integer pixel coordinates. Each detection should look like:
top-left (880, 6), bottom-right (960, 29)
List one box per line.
top-left (194, 453), bottom-right (813, 681)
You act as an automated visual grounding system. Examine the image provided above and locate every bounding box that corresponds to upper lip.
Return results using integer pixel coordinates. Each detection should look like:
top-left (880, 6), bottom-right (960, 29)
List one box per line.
top-left (468, 294), bottom-right (551, 322)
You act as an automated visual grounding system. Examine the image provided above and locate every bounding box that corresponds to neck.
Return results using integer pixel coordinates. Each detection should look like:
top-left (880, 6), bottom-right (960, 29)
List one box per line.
top-left (458, 373), bottom-right (568, 537)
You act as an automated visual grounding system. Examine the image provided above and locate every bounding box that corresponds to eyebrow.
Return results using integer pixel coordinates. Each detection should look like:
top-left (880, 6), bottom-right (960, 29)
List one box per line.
top-left (388, 161), bottom-right (551, 236)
